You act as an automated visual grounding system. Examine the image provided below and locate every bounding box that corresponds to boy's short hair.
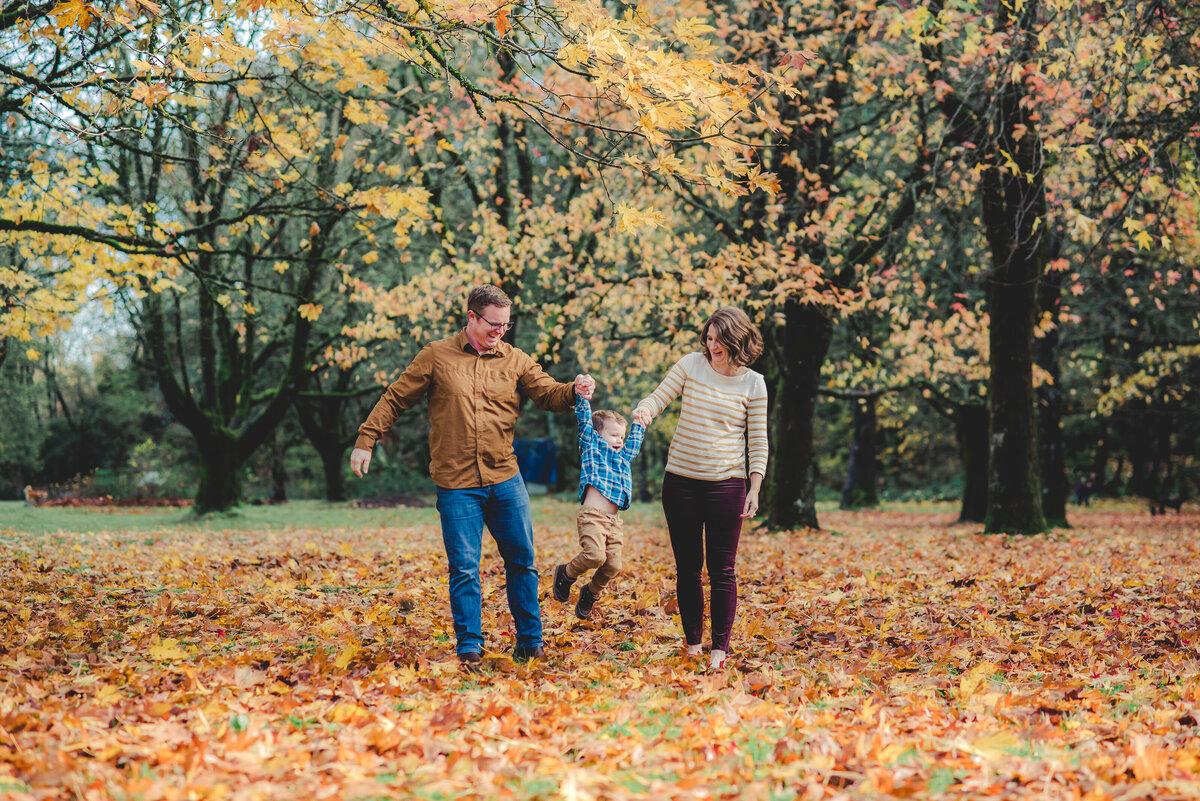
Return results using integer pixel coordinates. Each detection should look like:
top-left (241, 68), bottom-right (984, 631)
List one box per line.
top-left (592, 409), bottom-right (627, 434)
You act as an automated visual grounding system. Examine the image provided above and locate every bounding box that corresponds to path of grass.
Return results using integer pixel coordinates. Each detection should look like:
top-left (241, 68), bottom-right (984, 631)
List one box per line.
top-left (0, 498), bottom-right (446, 535)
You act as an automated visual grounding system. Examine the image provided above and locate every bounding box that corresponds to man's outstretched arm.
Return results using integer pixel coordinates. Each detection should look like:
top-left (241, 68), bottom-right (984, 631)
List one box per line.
top-left (350, 348), bottom-right (435, 478)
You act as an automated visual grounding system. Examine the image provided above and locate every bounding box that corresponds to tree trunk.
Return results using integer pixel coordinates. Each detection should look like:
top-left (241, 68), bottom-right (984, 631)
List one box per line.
top-left (269, 429), bottom-right (288, 504)
top-left (1123, 415), bottom-right (1156, 497)
top-left (1037, 265), bottom-right (1068, 527)
top-left (840, 395), bottom-right (878, 509)
top-left (982, 192), bottom-right (1046, 534)
top-left (296, 388), bottom-right (359, 503)
top-left (979, 4), bottom-right (1047, 535)
top-left (195, 436), bottom-right (242, 514)
top-left (955, 403), bottom-right (989, 523)
top-left (764, 299), bottom-right (833, 530)
top-left (320, 445), bottom-right (347, 502)
top-left (1089, 429), bottom-right (1109, 496)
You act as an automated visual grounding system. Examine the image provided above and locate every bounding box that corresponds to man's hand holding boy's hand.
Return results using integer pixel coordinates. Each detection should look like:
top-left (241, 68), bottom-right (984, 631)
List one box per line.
top-left (574, 373), bottom-right (596, 400)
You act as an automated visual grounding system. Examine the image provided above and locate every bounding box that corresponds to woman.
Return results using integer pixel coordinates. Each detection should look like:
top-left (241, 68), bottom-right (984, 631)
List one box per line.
top-left (633, 306), bottom-right (768, 670)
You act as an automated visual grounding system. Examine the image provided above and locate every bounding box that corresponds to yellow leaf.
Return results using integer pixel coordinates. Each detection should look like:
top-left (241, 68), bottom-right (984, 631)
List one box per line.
top-left (958, 661), bottom-right (997, 698)
top-left (964, 730), bottom-right (1021, 759)
top-left (131, 82), bottom-right (171, 107)
top-left (148, 638), bottom-right (190, 661)
top-left (94, 684), bottom-right (123, 706)
top-left (298, 303), bottom-right (323, 321)
top-left (672, 16), bottom-right (716, 46)
top-left (746, 167), bottom-right (781, 195)
top-left (615, 203), bottom-right (665, 232)
top-left (50, 0), bottom-right (95, 28)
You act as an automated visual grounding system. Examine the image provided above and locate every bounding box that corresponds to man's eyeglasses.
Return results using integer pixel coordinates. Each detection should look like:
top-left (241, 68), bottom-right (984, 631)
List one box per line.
top-left (472, 311), bottom-right (515, 332)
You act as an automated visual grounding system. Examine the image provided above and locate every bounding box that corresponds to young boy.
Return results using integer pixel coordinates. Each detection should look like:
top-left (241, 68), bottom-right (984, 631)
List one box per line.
top-left (552, 393), bottom-right (646, 619)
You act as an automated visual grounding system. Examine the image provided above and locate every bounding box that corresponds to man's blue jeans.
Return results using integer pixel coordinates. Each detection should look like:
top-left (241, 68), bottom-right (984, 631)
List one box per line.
top-left (435, 474), bottom-right (542, 656)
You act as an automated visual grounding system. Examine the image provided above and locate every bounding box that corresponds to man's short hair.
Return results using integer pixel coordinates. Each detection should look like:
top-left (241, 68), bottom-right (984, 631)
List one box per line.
top-left (592, 410), bottom-right (627, 434)
top-left (467, 285), bottom-right (512, 315)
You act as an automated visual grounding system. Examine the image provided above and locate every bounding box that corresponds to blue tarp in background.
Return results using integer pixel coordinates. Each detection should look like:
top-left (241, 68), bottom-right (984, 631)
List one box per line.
top-left (514, 437), bottom-right (557, 486)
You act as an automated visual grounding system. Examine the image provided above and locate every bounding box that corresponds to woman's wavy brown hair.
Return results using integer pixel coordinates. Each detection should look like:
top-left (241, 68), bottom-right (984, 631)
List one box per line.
top-left (700, 306), bottom-right (763, 368)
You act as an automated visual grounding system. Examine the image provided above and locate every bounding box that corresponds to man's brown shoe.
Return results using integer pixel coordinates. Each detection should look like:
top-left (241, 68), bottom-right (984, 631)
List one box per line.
top-left (459, 651), bottom-right (482, 672)
top-left (512, 646), bottom-right (545, 662)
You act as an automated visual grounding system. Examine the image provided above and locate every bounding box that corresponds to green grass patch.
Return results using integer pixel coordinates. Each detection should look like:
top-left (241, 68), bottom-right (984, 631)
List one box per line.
top-left (0, 498), bottom-right (444, 534)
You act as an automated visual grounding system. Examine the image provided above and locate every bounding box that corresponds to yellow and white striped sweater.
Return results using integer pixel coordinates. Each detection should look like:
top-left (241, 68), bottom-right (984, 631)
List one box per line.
top-left (638, 352), bottom-right (769, 481)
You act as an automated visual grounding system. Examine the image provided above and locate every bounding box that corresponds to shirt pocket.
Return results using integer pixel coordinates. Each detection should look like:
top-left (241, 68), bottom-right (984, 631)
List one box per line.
top-left (479, 368), bottom-right (521, 437)
top-left (433, 364), bottom-right (476, 400)
top-left (484, 367), bottom-right (519, 399)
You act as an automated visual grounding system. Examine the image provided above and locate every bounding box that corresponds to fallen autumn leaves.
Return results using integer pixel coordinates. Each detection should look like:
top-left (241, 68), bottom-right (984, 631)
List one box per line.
top-left (1, 499), bottom-right (1198, 800)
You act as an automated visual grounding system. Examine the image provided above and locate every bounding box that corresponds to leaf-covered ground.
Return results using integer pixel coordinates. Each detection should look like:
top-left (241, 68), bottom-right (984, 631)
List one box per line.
top-left (2, 499), bottom-right (1199, 800)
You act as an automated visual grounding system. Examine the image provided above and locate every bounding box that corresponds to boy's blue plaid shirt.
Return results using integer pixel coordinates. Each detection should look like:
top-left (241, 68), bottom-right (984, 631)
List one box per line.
top-left (576, 396), bottom-right (645, 510)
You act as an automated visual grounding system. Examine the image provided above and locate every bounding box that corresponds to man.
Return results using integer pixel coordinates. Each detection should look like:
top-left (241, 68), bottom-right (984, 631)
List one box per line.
top-left (350, 285), bottom-right (594, 669)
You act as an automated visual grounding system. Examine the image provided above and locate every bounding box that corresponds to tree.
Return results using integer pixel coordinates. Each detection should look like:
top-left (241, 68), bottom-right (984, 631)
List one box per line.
top-left (914, 0), bottom-right (1200, 532)
top-left (667, 0), bottom-right (954, 530)
top-left (0, 350), bottom-right (46, 497)
top-left (2, 0), bottom-right (784, 511)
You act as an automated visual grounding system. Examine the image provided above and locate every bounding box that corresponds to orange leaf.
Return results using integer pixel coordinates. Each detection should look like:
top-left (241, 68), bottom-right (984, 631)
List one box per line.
top-left (50, 0), bottom-right (95, 29)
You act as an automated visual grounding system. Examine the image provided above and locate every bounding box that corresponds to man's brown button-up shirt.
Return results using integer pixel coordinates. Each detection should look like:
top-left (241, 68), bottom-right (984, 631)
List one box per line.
top-left (355, 330), bottom-right (577, 489)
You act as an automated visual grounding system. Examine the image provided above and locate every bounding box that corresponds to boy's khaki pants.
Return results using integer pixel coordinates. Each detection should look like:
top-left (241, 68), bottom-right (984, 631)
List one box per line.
top-left (564, 506), bottom-right (624, 594)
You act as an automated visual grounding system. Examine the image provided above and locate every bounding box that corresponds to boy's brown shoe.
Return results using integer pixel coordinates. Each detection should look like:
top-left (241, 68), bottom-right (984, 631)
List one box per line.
top-left (575, 585), bottom-right (598, 619)
top-left (552, 564), bottom-right (574, 603)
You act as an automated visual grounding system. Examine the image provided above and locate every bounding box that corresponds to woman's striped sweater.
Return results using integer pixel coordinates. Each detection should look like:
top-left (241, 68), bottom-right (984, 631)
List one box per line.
top-left (638, 352), bottom-right (768, 481)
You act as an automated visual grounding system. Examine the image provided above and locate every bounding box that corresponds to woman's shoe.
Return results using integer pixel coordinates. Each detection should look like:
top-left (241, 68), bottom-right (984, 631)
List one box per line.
top-left (708, 649), bottom-right (727, 670)
top-left (686, 643), bottom-right (703, 656)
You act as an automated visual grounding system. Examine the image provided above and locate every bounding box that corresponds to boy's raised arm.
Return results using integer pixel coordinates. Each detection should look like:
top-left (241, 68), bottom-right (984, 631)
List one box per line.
top-left (575, 394), bottom-right (593, 441)
top-left (623, 422), bottom-right (646, 461)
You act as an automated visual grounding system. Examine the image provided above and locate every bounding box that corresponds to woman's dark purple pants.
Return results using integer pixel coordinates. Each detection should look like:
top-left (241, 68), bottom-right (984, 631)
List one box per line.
top-left (661, 472), bottom-right (746, 652)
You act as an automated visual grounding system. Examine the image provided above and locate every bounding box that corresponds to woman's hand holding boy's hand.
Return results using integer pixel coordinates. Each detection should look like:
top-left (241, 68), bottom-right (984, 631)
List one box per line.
top-left (632, 405), bottom-right (652, 427)
top-left (574, 374), bottom-right (596, 400)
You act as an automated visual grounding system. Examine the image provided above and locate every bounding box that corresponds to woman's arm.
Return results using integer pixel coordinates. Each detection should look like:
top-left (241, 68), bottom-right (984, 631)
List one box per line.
top-left (635, 356), bottom-right (690, 420)
top-left (743, 376), bottom-right (769, 518)
top-left (742, 472), bottom-right (763, 518)
top-left (745, 378), bottom-right (770, 479)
